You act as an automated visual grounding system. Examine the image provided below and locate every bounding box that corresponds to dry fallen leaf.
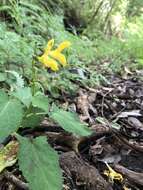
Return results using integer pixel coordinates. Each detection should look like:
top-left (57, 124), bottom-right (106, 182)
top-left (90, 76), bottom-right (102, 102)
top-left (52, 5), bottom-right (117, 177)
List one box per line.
top-left (0, 141), bottom-right (19, 173)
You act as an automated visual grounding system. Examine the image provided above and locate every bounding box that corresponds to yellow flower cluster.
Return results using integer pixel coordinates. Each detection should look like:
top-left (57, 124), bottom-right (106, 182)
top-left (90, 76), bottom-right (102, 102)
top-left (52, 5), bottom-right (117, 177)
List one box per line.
top-left (104, 163), bottom-right (123, 183)
top-left (38, 39), bottom-right (71, 71)
top-left (104, 163), bottom-right (129, 190)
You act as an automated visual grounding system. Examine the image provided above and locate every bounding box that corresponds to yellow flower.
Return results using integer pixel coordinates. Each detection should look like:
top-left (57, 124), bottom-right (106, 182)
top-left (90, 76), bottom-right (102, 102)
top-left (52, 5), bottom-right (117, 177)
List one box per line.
top-left (104, 163), bottom-right (123, 183)
top-left (49, 51), bottom-right (67, 66)
top-left (38, 54), bottom-right (58, 71)
top-left (56, 41), bottom-right (71, 52)
top-left (38, 39), bottom-right (71, 71)
top-left (44, 39), bottom-right (54, 54)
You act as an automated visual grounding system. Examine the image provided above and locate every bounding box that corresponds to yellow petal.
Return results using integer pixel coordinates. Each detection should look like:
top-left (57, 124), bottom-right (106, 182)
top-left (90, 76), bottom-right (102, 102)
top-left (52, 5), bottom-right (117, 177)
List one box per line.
top-left (49, 50), bottom-right (67, 67)
top-left (44, 57), bottom-right (59, 71)
top-left (104, 163), bottom-right (123, 182)
top-left (38, 54), bottom-right (59, 71)
top-left (37, 54), bottom-right (47, 64)
top-left (44, 39), bottom-right (54, 54)
top-left (56, 41), bottom-right (71, 52)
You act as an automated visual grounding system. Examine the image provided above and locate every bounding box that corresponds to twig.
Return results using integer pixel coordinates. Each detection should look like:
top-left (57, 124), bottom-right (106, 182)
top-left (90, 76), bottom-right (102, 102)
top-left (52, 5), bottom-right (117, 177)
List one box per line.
top-left (114, 164), bottom-right (143, 186)
top-left (101, 90), bottom-right (113, 117)
top-left (112, 129), bottom-right (143, 153)
top-left (4, 171), bottom-right (29, 190)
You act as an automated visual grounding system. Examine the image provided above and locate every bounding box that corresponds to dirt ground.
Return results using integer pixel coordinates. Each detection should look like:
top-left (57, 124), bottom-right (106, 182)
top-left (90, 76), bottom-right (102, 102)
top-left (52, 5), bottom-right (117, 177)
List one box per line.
top-left (1, 75), bottom-right (143, 190)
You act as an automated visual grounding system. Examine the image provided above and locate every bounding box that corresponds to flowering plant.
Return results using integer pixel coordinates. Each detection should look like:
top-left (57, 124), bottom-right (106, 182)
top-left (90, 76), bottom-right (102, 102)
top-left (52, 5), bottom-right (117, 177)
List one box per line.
top-left (38, 39), bottom-right (71, 71)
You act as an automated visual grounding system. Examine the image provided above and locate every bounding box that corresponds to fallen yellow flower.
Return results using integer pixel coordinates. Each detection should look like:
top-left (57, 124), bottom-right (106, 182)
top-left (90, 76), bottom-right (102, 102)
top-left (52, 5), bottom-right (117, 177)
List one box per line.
top-left (38, 39), bottom-right (71, 71)
top-left (104, 163), bottom-right (123, 183)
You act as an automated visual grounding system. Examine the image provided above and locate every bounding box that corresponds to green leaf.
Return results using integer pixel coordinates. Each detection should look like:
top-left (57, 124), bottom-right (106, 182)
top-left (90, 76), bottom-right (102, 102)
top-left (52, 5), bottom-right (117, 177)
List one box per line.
top-left (96, 117), bottom-right (108, 125)
top-left (0, 90), bottom-right (8, 103)
top-left (32, 93), bottom-right (49, 112)
top-left (17, 136), bottom-right (62, 190)
top-left (0, 91), bottom-right (23, 141)
top-left (5, 71), bottom-right (24, 89)
top-left (22, 108), bottom-right (44, 128)
top-left (111, 122), bottom-right (121, 130)
top-left (50, 109), bottom-right (92, 136)
top-left (0, 73), bottom-right (6, 82)
top-left (11, 87), bottom-right (32, 107)
top-left (96, 117), bottom-right (121, 130)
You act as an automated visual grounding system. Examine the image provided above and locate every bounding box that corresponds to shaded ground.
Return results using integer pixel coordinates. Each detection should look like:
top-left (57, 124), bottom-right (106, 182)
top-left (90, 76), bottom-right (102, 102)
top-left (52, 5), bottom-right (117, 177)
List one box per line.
top-left (1, 74), bottom-right (143, 190)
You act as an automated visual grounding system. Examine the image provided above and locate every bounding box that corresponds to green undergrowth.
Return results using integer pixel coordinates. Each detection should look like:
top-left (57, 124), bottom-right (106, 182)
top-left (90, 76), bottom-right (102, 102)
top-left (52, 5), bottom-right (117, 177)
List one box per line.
top-left (92, 17), bottom-right (143, 73)
top-left (0, 0), bottom-right (96, 97)
top-left (1, 0), bottom-right (143, 96)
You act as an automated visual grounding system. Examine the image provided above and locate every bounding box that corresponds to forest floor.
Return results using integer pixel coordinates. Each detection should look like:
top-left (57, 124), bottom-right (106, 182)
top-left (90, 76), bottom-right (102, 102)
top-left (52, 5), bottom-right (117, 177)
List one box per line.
top-left (0, 72), bottom-right (143, 190)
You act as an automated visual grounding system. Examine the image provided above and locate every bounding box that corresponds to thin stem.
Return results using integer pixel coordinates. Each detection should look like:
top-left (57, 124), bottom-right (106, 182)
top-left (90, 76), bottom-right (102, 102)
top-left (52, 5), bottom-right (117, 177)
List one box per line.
top-left (31, 57), bottom-right (36, 96)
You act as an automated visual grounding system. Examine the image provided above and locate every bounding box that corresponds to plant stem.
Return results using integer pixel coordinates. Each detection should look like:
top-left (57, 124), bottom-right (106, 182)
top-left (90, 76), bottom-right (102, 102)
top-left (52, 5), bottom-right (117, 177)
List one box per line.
top-left (31, 57), bottom-right (36, 96)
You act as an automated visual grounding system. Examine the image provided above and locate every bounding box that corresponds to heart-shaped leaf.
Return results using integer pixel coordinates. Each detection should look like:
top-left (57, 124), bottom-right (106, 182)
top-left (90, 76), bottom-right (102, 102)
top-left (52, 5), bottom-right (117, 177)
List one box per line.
top-left (0, 90), bottom-right (23, 141)
top-left (17, 136), bottom-right (62, 190)
top-left (51, 109), bottom-right (92, 136)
